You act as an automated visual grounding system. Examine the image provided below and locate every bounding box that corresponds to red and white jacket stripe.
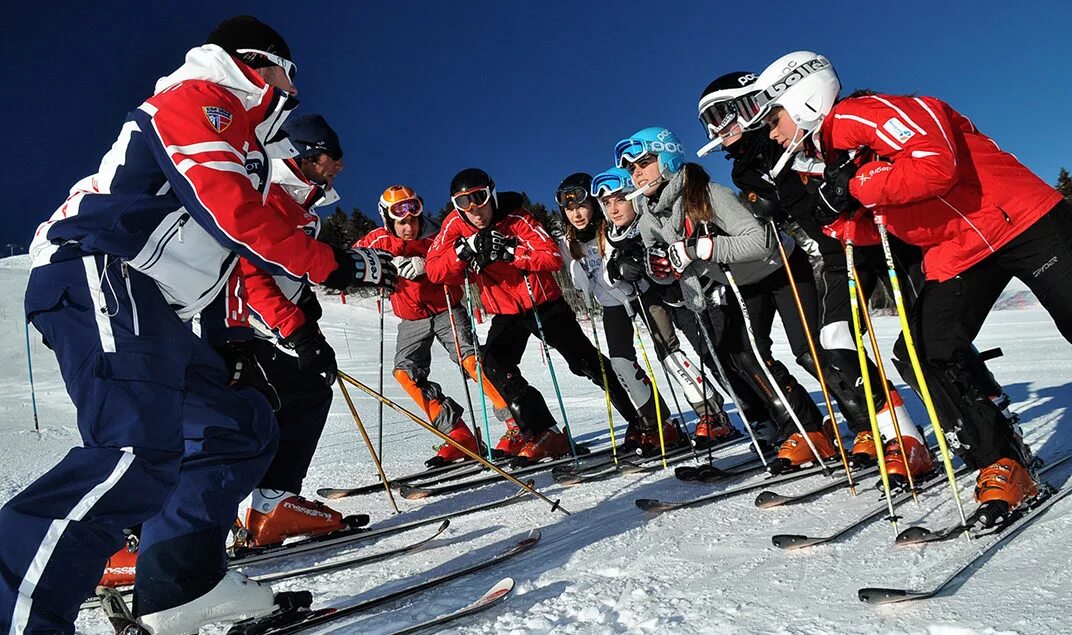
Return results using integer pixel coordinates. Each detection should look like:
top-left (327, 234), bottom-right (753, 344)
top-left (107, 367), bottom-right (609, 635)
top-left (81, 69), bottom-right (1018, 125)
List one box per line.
top-left (816, 94), bottom-right (1062, 281)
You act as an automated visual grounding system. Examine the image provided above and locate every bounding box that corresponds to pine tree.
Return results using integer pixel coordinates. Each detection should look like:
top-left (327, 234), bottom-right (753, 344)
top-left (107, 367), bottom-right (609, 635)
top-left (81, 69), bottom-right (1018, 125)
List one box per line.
top-left (1057, 167), bottom-right (1072, 203)
top-left (317, 207), bottom-right (351, 249)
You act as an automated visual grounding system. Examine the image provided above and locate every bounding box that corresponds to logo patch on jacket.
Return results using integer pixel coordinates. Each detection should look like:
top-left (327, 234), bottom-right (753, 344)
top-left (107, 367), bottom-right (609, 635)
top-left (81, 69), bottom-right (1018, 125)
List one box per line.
top-left (882, 117), bottom-right (915, 143)
top-left (203, 106), bottom-right (233, 133)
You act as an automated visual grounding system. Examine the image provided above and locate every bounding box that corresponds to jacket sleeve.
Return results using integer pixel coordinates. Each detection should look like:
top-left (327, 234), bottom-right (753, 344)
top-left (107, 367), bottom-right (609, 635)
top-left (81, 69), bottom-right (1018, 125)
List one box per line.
top-left (425, 215), bottom-right (468, 285)
top-left (507, 212), bottom-right (562, 272)
top-left (827, 97), bottom-right (960, 208)
top-left (708, 184), bottom-right (773, 263)
top-left (134, 82), bottom-right (339, 284)
top-left (240, 257), bottom-right (307, 339)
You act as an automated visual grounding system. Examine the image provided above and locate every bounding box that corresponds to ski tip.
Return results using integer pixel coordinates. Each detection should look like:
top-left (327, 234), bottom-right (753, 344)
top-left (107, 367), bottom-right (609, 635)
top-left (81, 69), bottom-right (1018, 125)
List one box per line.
top-left (521, 528), bottom-right (542, 546)
top-left (553, 473), bottom-right (583, 486)
top-left (485, 577), bottom-right (515, 600)
top-left (894, 525), bottom-right (936, 546)
top-left (635, 498), bottom-right (673, 513)
top-left (754, 491), bottom-right (789, 509)
top-left (316, 488), bottom-right (348, 500)
top-left (399, 485), bottom-right (432, 500)
top-left (771, 534), bottom-right (815, 550)
top-left (857, 587), bottom-right (912, 604)
top-left (437, 519), bottom-right (451, 532)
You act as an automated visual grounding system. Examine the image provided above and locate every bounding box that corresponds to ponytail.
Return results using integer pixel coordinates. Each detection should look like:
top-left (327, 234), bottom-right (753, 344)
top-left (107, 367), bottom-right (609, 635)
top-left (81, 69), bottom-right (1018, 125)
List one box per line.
top-left (681, 162), bottom-right (713, 225)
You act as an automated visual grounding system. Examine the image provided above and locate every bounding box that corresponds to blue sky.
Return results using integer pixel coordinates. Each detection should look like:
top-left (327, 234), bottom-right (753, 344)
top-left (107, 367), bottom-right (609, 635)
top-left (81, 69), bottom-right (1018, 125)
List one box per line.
top-left (3, 1), bottom-right (1070, 249)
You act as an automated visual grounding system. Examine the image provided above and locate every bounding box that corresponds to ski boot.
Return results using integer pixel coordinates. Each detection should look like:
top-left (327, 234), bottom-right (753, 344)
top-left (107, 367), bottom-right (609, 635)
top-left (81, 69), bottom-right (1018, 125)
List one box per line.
top-left (99, 532), bottom-right (140, 588)
top-left (512, 427), bottom-right (570, 467)
top-left (972, 457), bottom-right (1039, 527)
top-left (618, 424), bottom-right (645, 456)
top-left (769, 429), bottom-right (837, 474)
top-left (425, 420), bottom-right (480, 468)
top-left (848, 431), bottom-right (877, 468)
top-left (139, 571), bottom-right (279, 635)
top-left (692, 412), bottom-right (739, 449)
top-left (882, 436), bottom-right (935, 491)
top-left (242, 491), bottom-right (350, 547)
top-left (492, 419), bottom-right (526, 459)
top-left (639, 420), bottom-right (683, 456)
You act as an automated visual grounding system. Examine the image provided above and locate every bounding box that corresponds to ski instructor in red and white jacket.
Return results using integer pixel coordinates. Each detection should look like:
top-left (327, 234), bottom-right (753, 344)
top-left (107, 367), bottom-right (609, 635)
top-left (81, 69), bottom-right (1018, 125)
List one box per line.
top-left (426, 168), bottom-right (644, 465)
top-left (1, 16), bottom-right (394, 635)
top-left (758, 50), bottom-right (1072, 525)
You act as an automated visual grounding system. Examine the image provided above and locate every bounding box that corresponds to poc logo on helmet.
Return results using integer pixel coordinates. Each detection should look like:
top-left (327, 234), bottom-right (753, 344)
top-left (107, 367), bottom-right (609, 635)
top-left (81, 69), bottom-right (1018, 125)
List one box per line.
top-left (738, 73), bottom-right (758, 86)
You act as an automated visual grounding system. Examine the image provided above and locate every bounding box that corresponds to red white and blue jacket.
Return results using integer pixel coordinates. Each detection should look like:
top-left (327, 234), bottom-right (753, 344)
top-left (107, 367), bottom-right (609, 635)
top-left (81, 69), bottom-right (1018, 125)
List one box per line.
top-left (29, 44), bottom-right (339, 320)
top-left (814, 94), bottom-right (1063, 281)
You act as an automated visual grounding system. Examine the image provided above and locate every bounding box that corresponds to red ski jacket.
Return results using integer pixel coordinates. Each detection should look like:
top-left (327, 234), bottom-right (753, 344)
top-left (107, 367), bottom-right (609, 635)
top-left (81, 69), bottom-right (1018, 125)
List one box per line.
top-left (426, 198), bottom-right (562, 315)
top-left (817, 93), bottom-right (1063, 281)
top-left (355, 220), bottom-right (461, 321)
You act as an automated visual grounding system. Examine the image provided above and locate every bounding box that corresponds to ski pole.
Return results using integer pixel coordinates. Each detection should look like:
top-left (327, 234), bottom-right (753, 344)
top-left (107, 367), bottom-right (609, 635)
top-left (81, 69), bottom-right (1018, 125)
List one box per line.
top-left (336, 379), bottom-right (400, 514)
top-left (462, 273), bottom-right (495, 461)
top-left (768, 221), bottom-right (856, 494)
top-left (851, 263), bottom-right (919, 504)
top-left (24, 320), bottom-right (39, 433)
top-left (377, 289), bottom-right (385, 461)
top-left (578, 287), bottom-right (620, 466)
top-left (720, 267), bottom-right (818, 471)
top-left (337, 371), bottom-right (569, 515)
top-left (522, 275), bottom-right (580, 461)
top-left (876, 222), bottom-right (968, 529)
top-left (627, 307), bottom-right (668, 468)
top-left (846, 241), bottom-right (899, 534)
top-left (443, 286), bottom-right (484, 457)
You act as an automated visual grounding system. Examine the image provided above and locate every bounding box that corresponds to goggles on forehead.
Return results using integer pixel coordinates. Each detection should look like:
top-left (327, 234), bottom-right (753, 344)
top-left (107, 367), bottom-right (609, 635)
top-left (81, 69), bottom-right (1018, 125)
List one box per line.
top-left (614, 138), bottom-right (651, 169)
top-left (237, 48), bottom-right (297, 81)
top-left (555, 186), bottom-right (588, 209)
top-left (591, 172), bottom-right (634, 198)
top-left (387, 197), bottom-right (423, 221)
top-left (451, 186), bottom-right (492, 212)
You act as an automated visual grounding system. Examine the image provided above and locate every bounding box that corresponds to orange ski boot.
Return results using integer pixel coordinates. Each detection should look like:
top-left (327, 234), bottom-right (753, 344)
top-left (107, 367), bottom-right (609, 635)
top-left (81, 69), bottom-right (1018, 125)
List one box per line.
top-left (618, 424), bottom-right (645, 456)
top-left (426, 420), bottom-right (480, 468)
top-left (771, 429), bottom-right (837, 474)
top-left (973, 458), bottom-right (1039, 527)
top-left (640, 420), bottom-right (683, 455)
top-left (849, 431), bottom-right (878, 468)
top-left (492, 419), bottom-right (526, 459)
top-left (883, 436), bottom-right (935, 490)
top-left (244, 492), bottom-right (348, 547)
top-left (692, 412), bottom-right (739, 449)
top-left (513, 427), bottom-right (570, 467)
top-left (99, 539), bottom-right (138, 588)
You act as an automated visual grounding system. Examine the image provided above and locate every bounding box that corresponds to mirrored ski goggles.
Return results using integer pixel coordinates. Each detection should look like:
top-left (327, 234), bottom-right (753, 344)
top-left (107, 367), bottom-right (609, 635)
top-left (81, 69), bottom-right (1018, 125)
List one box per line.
top-left (387, 198), bottom-right (423, 220)
top-left (614, 138), bottom-right (651, 169)
top-left (451, 186), bottom-right (492, 212)
top-left (698, 97), bottom-right (741, 140)
top-left (555, 186), bottom-right (588, 209)
top-left (734, 89), bottom-right (775, 130)
top-left (237, 48), bottom-right (298, 81)
top-left (591, 172), bottom-right (633, 198)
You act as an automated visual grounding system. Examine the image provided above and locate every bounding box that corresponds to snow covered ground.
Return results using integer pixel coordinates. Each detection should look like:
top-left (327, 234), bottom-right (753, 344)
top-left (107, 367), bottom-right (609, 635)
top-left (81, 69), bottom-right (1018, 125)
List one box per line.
top-left (0, 255), bottom-right (1069, 634)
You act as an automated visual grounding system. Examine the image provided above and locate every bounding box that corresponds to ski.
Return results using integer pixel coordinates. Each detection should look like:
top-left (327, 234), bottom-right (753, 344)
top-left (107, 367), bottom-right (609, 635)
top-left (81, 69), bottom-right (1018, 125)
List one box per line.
top-left (226, 529), bottom-right (541, 634)
top-left (672, 455), bottom-right (766, 483)
top-left (80, 518), bottom-right (455, 612)
top-left (894, 453), bottom-right (1072, 546)
top-left (553, 445), bottom-right (698, 486)
top-left (553, 435), bottom-right (748, 481)
top-left (316, 455), bottom-right (520, 500)
top-left (635, 461), bottom-right (835, 514)
top-left (755, 464), bottom-right (880, 508)
top-left (232, 480), bottom-right (534, 568)
top-left (858, 483), bottom-right (1072, 604)
top-left (770, 466), bottom-right (971, 550)
top-left (399, 447), bottom-right (607, 500)
top-left (385, 577), bottom-right (514, 635)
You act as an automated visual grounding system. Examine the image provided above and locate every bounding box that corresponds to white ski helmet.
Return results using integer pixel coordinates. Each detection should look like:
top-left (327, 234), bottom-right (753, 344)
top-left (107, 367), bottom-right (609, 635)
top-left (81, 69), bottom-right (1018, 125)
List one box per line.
top-left (739, 51), bottom-right (840, 175)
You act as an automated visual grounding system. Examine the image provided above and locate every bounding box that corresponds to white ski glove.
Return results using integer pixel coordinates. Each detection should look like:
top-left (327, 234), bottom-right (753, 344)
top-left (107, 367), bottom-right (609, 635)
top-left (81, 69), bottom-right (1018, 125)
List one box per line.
top-left (668, 236), bottom-right (715, 273)
top-left (392, 255), bottom-right (426, 280)
top-left (569, 259), bottom-right (592, 298)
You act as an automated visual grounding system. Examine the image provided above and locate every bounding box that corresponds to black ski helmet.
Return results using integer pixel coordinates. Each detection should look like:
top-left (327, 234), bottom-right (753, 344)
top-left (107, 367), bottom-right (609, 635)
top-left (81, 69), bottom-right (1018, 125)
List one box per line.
top-left (555, 172), bottom-right (593, 214)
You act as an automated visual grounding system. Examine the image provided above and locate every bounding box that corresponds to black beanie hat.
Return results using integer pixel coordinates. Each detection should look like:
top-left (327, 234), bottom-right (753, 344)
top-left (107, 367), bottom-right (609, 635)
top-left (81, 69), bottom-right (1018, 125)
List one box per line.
top-left (206, 15), bottom-right (292, 69)
top-left (282, 114), bottom-right (343, 161)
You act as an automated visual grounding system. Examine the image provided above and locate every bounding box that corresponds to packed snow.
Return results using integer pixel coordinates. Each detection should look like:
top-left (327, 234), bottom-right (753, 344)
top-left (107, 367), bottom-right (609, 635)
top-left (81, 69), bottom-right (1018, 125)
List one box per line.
top-left (0, 255), bottom-right (1068, 634)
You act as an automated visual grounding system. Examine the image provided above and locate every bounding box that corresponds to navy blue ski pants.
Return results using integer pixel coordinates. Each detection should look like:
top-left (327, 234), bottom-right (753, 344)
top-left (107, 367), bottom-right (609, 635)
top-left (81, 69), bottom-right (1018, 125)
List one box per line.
top-left (0, 255), bottom-right (277, 633)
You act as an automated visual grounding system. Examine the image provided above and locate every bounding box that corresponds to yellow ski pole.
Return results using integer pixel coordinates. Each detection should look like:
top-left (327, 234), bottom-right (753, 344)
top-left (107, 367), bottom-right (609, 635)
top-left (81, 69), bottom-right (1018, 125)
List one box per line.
top-left (579, 290), bottom-right (620, 466)
top-left (336, 379), bottom-right (399, 514)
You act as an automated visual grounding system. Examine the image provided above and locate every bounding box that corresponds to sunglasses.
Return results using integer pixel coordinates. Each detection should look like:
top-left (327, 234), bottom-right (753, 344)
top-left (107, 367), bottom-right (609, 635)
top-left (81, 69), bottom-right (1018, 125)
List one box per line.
top-left (387, 198), bottom-right (423, 221)
top-left (555, 186), bottom-right (588, 209)
top-left (237, 48), bottom-right (297, 82)
top-left (451, 186), bottom-right (492, 212)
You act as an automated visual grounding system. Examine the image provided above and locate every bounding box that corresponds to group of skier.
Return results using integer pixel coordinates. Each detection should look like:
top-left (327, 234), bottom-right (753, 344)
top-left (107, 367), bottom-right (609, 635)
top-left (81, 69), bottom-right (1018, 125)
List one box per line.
top-left (1, 11), bottom-right (1070, 634)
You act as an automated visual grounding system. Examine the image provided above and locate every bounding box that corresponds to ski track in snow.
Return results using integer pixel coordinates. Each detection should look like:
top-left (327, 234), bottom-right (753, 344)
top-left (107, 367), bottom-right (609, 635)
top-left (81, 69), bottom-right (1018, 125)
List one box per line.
top-left (0, 256), bottom-right (1068, 634)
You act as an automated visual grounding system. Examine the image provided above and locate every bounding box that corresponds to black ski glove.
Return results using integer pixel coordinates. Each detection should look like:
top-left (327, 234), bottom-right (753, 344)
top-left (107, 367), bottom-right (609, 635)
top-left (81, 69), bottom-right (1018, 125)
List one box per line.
top-left (816, 154), bottom-right (861, 225)
top-left (216, 340), bottom-right (281, 410)
top-left (475, 230), bottom-right (518, 265)
top-left (607, 246), bottom-right (646, 283)
top-left (282, 322), bottom-right (338, 386)
top-left (324, 246), bottom-right (399, 291)
top-left (295, 287), bottom-right (323, 323)
top-left (454, 235), bottom-right (480, 269)
top-left (749, 194), bottom-right (787, 225)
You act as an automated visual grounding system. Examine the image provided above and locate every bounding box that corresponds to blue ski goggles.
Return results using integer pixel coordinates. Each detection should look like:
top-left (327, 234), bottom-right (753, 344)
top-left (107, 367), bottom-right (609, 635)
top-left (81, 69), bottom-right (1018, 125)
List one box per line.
top-left (614, 137), bottom-right (653, 169)
top-left (591, 170), bottom-right (635, 198)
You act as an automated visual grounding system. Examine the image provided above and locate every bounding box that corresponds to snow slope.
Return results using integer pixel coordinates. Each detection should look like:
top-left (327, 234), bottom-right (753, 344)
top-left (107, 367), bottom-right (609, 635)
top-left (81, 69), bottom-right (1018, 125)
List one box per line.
top-left (0, 256), bottom-right (1069, 634)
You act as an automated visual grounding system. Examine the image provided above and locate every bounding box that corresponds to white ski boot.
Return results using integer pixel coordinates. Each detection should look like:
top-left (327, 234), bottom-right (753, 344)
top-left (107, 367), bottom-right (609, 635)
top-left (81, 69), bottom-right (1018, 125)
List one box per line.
top-left (139, 571), bottom-right (276, 634)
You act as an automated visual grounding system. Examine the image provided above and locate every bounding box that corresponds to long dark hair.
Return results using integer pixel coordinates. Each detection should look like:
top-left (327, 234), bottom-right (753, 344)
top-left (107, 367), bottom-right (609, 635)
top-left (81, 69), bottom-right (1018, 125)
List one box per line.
top-left (680, 162), bottom-right (713, 225)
